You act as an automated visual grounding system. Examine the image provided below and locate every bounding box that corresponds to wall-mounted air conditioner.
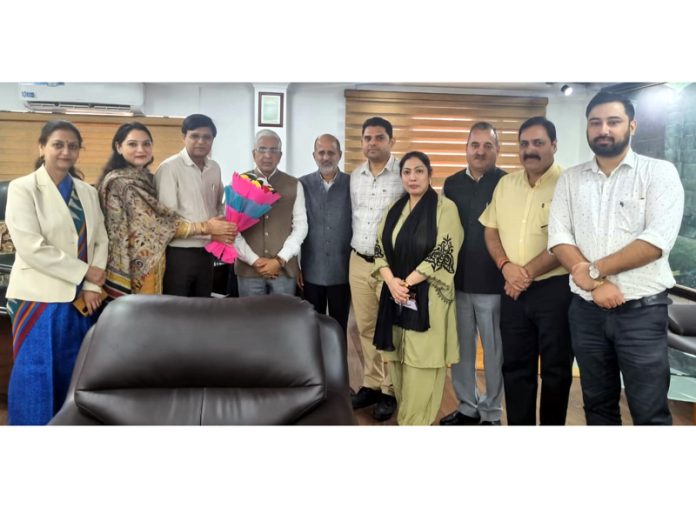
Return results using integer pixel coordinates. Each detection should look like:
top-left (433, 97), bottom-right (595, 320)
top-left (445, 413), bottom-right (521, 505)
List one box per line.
top-left (18, 83), bottom-right (145, 115)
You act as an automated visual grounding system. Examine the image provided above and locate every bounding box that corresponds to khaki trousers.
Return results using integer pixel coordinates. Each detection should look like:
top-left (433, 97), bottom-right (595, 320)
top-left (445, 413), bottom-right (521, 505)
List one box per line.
top-left (348, 251), bottom-right (393, 395)
top-left (389, 362), bottom-right (447, 426)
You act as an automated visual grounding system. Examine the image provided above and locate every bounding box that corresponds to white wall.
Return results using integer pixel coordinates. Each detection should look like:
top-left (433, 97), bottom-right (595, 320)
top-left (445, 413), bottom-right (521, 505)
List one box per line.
top-left (547, 92), bottom-right (596, 168)
top-left (287, 83), bottom-right (348, 177)
top-left (144, 83), bottom-right (254, 183)
top-left (0, 82), bottom-right (599, 180)
top-left (0, 83), bottom-right (27, 111)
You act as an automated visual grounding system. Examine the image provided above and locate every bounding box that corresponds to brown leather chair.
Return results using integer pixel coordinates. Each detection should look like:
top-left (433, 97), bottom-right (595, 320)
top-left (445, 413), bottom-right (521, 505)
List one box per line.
top-left (50, 294), bottom-right (356, 425)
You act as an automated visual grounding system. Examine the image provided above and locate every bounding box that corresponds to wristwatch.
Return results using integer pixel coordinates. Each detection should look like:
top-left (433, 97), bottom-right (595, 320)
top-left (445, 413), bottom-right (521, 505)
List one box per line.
top-left (588, 262), bottom-right (602, 280)
top-left (275, 256), bottom-right (287, 268)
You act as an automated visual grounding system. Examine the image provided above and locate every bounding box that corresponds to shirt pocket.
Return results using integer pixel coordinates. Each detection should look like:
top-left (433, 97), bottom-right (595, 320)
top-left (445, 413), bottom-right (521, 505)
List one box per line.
top-left (531, 200), bottom-right (552, 237)
top-left (616, 198), bottom-right (646, 234)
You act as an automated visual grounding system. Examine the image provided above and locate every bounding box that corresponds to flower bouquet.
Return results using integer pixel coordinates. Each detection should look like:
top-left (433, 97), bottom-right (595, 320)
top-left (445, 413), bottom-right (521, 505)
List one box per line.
top-left (205, 172), bottom-right (281, 263)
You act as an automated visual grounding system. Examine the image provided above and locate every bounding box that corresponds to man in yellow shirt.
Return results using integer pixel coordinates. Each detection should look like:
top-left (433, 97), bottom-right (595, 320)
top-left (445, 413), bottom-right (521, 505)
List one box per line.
top-left (479, 117), bottom-right (573, 425)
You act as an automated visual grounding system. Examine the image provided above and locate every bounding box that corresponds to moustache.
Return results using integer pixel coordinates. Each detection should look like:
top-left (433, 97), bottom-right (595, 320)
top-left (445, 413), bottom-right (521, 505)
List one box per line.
top-left (593, 136), bottom-right (614, 143)
top-left (523, 154), bottom-right (541, 161)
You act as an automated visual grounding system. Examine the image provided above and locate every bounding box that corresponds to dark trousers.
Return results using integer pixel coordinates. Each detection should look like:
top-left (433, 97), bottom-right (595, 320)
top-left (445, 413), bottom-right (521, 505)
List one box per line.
top-left (302, 281), bottom-right (351, 336)
top-left (500, 274), bottom-right (573, 425)
top-left (568, 293), bottom-right (672, 425)
top-left (163, 246), bottom-right (214, 297)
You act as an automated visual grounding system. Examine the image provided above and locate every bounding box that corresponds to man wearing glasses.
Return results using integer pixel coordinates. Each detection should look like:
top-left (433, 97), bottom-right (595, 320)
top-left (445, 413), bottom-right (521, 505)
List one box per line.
top-left (156, 114), bottom-right (230, 297)
top-left (234, 129), bottom-right (308, 296)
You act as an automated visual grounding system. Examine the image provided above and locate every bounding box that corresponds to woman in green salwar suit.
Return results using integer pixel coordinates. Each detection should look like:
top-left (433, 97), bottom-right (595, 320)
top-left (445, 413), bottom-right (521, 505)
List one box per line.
top-left (373, 151), bottom-right (464, 425)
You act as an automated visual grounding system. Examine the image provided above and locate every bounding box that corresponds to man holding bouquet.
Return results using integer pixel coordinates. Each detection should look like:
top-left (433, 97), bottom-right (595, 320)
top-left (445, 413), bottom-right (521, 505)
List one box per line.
top-left (156, 114), bottom-right (233, 297)
top-left (234, 129), bottom-right (308, 296)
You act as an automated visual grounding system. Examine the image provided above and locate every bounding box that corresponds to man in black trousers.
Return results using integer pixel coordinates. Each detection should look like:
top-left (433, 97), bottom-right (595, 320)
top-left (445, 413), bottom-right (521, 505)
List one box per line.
top-left (298, 134), bottom-right (352, 334)
top-left (480, 117), bottom-right (573, 425)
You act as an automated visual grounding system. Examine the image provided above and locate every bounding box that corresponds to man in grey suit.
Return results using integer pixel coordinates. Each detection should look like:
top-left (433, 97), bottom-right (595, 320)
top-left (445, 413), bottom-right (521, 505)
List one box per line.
top-left (298, 134), bottom-right (352, 334)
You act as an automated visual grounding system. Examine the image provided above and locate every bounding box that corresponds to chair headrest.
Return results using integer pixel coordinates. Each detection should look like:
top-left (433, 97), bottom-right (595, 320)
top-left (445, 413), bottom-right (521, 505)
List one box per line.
top-left (72, 294), bottom-right (328, 424)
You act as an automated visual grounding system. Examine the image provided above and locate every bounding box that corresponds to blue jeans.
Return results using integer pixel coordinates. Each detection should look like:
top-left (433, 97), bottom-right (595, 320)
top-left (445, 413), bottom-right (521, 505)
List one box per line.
top-left (237, 275), bottom-right (297, 297)
top-left (568, 294), bottom-right (671, 425)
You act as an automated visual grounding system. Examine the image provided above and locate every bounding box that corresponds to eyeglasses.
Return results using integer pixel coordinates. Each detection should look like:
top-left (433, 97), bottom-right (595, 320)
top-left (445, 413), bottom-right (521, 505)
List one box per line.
top-left (255, 147), bottom-right (281, 155)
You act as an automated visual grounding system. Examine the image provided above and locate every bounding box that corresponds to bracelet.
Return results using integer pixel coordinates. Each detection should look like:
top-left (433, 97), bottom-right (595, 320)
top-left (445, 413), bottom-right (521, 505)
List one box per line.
top-left (590, 279), bottom-right (606, 291)
top-left (498, 257), bottom-right (510, 271)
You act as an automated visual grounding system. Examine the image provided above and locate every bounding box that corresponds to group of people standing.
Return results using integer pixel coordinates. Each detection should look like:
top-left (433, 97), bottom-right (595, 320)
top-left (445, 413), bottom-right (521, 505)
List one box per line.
top-left (5, 114), bottom-right (234, 424)
top-left (345, 92), bottom-right (683, 426)
top-left (3, 90), bottom-right (685, 427)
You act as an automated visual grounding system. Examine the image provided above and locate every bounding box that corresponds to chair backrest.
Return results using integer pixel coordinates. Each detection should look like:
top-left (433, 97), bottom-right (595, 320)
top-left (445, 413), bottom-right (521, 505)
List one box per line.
top-left (667, 303), bottom-right (696, 356)
top-left (0, 180), bottom-right (9, 221)
top-left (51, 294), bottom-right (356, 425)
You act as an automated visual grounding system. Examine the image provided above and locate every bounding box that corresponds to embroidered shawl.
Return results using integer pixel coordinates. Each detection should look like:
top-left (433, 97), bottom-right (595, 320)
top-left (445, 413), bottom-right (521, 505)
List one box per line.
top-left (97, 167), bottom-right (182, 296)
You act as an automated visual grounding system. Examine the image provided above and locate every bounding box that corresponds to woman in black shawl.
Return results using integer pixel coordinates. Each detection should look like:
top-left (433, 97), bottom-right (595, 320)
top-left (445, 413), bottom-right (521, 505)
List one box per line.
top-left (372, 151), bottom-right (464, 425)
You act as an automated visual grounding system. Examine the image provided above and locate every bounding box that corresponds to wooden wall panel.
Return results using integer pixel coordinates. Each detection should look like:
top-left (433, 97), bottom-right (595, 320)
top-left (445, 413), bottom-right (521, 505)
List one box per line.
top-left (345, 90), bottom-right (548, 189)
top-left (0, 112), bottom-right (185, 185)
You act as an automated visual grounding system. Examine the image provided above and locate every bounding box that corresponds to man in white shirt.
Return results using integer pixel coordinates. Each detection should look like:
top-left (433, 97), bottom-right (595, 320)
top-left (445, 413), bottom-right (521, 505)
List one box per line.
top-left (234, 129), bottom-right (308, 296)
top-left (156, 114), bottom-right (231, 297)
top-left (549, 92), bottom-right (685, 425)
top-left (349, 117), bottom-right (404, 421)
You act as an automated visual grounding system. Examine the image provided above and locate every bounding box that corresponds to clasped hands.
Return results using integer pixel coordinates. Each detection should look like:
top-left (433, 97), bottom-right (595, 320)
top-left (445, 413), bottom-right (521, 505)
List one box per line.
top-left (253, 257), bottom-right (282, 279)
top-left (387, 277), bottom-right (410, 305)
top-left (571, 261), bottom-right (625, 309)
top-left (502, 263), bottom-right (531, 301)
top-left (81, 265), bottom-right (107, 316)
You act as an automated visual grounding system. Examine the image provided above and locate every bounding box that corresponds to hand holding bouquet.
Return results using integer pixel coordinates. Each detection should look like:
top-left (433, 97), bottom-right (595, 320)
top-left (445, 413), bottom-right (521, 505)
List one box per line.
top-left (205, 172), bottom-right (281, 263)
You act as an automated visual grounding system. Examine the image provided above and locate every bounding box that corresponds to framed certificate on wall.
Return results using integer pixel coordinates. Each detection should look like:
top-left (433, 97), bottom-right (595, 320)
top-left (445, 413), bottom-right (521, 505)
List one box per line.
top-left (258, 92), bottom-right (284, 127)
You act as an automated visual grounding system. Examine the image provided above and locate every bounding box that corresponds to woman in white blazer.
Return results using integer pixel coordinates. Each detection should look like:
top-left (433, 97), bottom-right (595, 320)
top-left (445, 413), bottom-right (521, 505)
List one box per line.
top-left (5, 120), bottom-right (109, 425)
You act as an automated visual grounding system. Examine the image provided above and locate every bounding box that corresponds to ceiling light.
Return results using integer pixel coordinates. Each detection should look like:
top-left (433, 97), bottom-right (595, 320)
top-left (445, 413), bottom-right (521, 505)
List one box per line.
top-left (561, 84), bottom-right (573, 96)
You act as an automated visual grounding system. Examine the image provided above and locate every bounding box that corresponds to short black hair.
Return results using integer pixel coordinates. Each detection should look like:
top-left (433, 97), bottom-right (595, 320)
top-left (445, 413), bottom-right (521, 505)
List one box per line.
top-left (361, 117), bottom-right (393, 139)
top-left (585, 92), bottom-right (635, 121)
top-left (518, 116), bottom-right (557, 142)
top-left (182, 114), bottom-right (217, 137)
top-left (468, 121), bottom-right (499, 145)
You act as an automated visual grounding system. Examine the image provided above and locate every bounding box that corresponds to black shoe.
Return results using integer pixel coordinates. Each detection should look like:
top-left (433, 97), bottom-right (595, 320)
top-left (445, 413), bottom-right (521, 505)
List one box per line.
top-left (372, 393), bottom-right (397, 421)
top-left (351, 387), bottom-right (381, 410)
top-left (439, 410), bottom-right (480, 425)
top-left (480, 420), bottom-right (501, 425)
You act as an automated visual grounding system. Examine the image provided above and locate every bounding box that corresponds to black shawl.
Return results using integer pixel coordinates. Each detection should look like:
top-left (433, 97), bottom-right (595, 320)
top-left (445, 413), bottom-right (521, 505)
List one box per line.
top-left (373, 188), bottom-right (438, 351)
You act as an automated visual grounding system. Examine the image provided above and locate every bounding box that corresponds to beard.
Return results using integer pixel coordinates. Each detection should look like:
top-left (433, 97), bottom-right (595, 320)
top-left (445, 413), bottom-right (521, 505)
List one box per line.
top-left (319, 164), bottom-right (338, 176)
top-left (588, 129), bottom-right (631, 157)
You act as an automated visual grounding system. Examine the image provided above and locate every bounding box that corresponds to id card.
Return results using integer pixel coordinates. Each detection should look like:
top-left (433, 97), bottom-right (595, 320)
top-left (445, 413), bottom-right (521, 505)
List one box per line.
top-left (402, 297), bottom-right (418, 311)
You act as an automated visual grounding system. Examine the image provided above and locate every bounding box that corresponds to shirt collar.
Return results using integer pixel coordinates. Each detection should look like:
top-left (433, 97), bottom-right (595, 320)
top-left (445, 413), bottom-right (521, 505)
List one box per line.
top-left (360, 154), bottom-right (397, 176)
top-left (181, 147), bottom-right (210, 170)
top-left (588, 148), bottom-right (636, 174)
top-left (254, 167), bottom-right (278, 180)
top-left (528, 162), bottom-right (562, 187)
top-left (317, 168), bottom-right (339, 182)
top-left (465, 165), bottom-right (498, 182)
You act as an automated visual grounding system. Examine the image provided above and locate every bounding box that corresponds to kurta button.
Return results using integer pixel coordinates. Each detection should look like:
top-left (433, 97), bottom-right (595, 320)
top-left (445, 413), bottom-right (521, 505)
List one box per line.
top-left (264, 232), bottom-right (269, 236)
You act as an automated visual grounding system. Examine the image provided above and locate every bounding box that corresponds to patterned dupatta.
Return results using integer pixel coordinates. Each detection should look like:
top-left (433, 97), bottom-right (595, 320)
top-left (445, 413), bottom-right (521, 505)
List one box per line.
top-left (97, 167), bottom-right (181, 297)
